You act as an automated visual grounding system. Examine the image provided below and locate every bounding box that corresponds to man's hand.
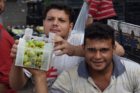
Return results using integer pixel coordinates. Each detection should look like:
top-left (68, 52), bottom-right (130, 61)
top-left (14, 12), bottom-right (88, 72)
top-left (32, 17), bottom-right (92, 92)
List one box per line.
top-left (26, 68), bottom-right (46, 79)
top-left (53, 35), bottom-right (75, 56)
top-left (10, 40), bottom-right (19, 58)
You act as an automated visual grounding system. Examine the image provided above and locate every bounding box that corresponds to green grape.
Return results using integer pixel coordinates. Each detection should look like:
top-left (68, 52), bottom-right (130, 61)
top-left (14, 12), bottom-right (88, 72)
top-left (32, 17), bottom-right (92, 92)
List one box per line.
top-left (36, 51), bottom-right (43, 56)
top-left (23, 61), bottom-right (32, 67)
top-left (33, 40), bottom-right (39, 46)
top-left (38, 41), bottom-right (45, 48)
top-left (36, 56), bottom-right (42, 62)
top-left (24, 39), bottom-right (46, 69)
top-left (35, 61), bottom-right (41, 68)
top-left (23, 55), bottom-right (28, 62)
top-left (26, 50), bottom-right (36, 57)
top-left (27, 40), bottom-right (35, 48)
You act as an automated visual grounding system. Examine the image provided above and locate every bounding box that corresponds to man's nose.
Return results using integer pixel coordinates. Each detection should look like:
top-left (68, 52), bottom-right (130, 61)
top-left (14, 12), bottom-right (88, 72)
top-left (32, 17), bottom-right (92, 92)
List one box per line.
top-left (53, 20), bottom-right (58, 26)
top-left (94, 51), bottom-right (102, 59)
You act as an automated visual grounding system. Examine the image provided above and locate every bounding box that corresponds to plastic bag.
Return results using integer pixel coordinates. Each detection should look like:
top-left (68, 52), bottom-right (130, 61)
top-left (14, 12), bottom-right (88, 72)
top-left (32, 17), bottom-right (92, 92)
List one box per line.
top-left (15, 28), bottom-right (54, 71)
top-left (68, 2), bottom-right (89, 45)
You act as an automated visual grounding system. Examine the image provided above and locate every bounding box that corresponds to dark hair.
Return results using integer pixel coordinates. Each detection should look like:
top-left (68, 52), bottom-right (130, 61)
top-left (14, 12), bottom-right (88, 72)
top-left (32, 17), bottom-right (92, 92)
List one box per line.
top-left (43, 3), bottom-right (74, 23)
top-left (84, 22), bottom-right (115, 46)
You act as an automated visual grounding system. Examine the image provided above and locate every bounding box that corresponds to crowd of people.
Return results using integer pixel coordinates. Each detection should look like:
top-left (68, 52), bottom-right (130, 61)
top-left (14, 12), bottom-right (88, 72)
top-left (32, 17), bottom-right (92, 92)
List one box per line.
top-left (0, 0), bottom-right (139, 93)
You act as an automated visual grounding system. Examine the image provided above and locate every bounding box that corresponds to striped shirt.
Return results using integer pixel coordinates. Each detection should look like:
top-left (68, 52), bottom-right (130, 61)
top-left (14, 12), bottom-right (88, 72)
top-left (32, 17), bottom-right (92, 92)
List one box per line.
top-left (88, 0), bottom-right (116, 20)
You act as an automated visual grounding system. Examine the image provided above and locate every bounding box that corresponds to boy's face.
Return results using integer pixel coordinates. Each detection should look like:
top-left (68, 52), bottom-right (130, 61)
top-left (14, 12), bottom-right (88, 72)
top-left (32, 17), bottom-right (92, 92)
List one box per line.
top-left (0, 0), bottom-right (5, 14)
top-left (84, 38), bottom-right (115, 72)
top-left (43, 9), bottom-right (73, 39)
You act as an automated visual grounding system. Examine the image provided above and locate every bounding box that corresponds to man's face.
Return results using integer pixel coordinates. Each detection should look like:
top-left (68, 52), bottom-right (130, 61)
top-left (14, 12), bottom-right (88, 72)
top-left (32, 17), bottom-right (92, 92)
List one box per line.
top-left (0, 0), bottom-right (5, 14)
top-left (43, 9), bottom-right (73, 39)
top-left (84, 39), bottom-right (115, 72)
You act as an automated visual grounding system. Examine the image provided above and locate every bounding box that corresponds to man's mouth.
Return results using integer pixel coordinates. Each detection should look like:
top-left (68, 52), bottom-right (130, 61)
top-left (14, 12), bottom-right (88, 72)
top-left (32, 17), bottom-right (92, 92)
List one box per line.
top-left (50, 29), bottom-right (60, 33)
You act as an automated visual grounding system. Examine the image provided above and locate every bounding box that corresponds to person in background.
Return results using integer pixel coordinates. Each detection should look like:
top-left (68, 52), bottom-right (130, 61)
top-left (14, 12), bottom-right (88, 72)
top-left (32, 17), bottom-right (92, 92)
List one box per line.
top-left (0, 0), bottom-right (16, 93)
top-left (10, 3), bottom-right (125, 93)
top-left (87, 0), bottom-right (117, 24)
top-left (31, 22), bottom-right (140, 93)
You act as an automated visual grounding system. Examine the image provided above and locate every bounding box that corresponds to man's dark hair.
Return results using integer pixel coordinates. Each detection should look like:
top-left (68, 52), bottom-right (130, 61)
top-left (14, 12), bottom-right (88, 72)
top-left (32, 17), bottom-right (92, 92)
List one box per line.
top-left (43, 3), bottom-right (74, 23)
top-left (84, 22), bottom-right (115, 46)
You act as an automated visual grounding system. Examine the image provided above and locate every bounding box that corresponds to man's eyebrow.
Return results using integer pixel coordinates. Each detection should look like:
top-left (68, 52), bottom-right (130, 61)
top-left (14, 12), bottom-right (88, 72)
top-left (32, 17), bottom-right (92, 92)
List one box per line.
top-left (86, 47), bottom-right (110, 50)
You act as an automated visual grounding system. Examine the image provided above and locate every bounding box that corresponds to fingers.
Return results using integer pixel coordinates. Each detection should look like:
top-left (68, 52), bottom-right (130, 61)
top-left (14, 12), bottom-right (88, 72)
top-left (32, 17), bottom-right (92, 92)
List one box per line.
top-left (53, 35), bottom-right (75, 56)
top-left (10, 40), bottom-right (19, 58)
top-left (54, 43), bottom-right (65, 51)
top-left (54, 43), bottom-right (66, 56)
top-left (54, 35), bottom-right (66, 51)
top-left (54, 41), bottom-right (74, 56)
top-left (53, 35), bottom-right (63, 43)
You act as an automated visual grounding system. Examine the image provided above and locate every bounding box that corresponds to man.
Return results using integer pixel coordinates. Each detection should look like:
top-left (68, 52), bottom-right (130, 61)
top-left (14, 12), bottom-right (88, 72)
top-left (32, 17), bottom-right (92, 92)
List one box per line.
top-left (31, 22), bottom-right (140, 93)
top-left (0, 0), bottom-right (16, 93)
top-left (10, 4), bottom-right (84, 92)
top-left (10, 4), bottom-right (125, 92)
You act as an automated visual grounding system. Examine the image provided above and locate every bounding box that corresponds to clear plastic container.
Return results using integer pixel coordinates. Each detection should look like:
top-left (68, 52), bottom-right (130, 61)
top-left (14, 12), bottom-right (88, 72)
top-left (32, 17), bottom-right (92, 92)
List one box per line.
top-left (15, 28), bottom-right (54, 71)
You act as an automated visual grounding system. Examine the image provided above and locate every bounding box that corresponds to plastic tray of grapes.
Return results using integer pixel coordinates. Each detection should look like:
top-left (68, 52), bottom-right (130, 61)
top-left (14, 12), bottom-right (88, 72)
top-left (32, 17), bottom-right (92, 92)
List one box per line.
top-left (15, 28), bottom-right (54, 71)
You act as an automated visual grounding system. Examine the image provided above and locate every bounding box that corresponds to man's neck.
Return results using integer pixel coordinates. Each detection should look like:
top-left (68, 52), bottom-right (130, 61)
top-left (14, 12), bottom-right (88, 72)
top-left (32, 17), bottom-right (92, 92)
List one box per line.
top-left (88, 62), bottom-right (113, 91)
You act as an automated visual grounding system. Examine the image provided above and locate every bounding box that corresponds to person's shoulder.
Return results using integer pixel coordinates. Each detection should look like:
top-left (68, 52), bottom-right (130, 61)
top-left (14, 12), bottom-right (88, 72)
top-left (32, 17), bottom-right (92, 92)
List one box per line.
top-left (0, 26), bottom-right (14, 42)
top-left (62, 65), bottom-right (79, 78)
top-left (120, 57), bottom-right (140, 70)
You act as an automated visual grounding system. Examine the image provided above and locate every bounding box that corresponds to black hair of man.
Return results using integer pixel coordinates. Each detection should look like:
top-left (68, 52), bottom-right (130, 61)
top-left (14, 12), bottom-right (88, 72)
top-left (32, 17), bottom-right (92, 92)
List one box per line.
top-left (43, 3), bottom-right (74, 23)
top-left (84, 22), bottom-right (115, 46)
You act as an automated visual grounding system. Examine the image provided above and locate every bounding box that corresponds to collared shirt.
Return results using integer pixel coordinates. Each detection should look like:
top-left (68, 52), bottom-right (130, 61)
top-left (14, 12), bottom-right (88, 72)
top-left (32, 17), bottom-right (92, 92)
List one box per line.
top-left (51, 55), bottom-right (140, 93)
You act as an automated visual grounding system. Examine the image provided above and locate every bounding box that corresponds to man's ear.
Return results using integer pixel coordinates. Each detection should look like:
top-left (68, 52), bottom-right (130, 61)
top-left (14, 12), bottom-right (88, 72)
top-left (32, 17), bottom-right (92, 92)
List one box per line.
top-left (69, 22), bottom-right (74, 33)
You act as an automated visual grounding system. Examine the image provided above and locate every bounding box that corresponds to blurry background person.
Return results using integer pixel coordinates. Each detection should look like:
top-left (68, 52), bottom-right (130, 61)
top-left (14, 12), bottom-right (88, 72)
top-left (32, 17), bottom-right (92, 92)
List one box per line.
top-left (87, 0), bottom-right (117, 24)
top-left (0, 0), bottom-right (16, 93)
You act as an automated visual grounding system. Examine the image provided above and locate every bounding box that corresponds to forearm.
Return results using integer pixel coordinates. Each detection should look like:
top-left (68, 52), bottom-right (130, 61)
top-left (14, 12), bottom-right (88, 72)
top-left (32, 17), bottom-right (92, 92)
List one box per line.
top-left (34, 75), bottom-right (48, 93)
top-left (9, 63), bottom-right (27, 90)
top-left (72, 45), bottom-right (85, 57)
top-left (114, 41), bottom-right (125, 56)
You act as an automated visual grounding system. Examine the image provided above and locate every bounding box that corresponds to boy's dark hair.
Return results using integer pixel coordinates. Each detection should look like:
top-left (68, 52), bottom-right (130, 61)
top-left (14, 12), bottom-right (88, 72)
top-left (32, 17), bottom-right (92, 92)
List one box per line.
top-left (84, 22), bottom-right (115, 46)
top-left (43, 3), bottom-right (74, 23)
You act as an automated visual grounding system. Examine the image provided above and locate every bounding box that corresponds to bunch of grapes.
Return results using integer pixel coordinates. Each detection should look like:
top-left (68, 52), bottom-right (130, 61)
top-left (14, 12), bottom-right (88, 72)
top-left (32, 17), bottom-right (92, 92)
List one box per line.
top-left (23, 39), bottom-right (45, 69)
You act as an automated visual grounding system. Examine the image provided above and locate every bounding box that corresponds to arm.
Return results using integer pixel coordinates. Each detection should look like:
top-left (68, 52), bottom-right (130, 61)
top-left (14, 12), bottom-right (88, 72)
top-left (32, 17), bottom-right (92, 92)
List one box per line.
top-left (34, 75), bottom-right (48, 93)
top-left (54, 35), bottom-right (84, 56)
top-left (27, 69), bottom-right (69, 93)
top-left (54, 37), bottom-right (125, 57)
top-left (9, 63), bottom-right (28, 90)
top-left (9, 40), bottom-right (28, 90)
top-left (114, 41), bottom-right (125, 56)
top-left (28, 69), bottom-right (48, 93)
